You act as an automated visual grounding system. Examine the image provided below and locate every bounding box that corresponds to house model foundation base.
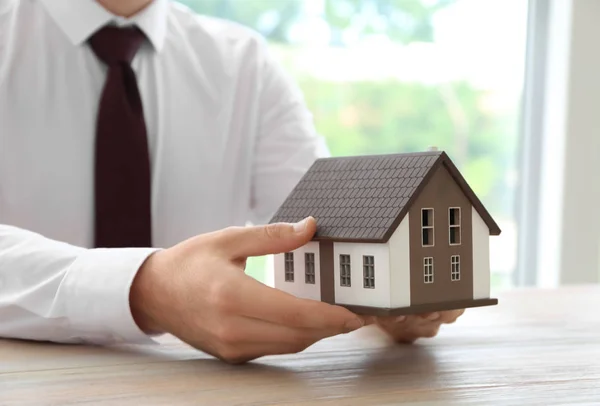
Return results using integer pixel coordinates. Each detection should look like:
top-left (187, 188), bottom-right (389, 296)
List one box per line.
top-left (270, 150), bottom-right (501, 316)
top-left (340, 298), bottom-right (498, 317)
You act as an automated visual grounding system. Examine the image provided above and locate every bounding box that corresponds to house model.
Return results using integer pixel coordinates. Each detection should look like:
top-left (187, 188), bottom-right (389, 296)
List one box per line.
top-left (269, 150), bottom-right (501, 316)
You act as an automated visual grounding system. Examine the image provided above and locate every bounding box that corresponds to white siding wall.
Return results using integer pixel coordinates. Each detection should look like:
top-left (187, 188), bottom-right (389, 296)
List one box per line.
top-left (333, 242), bottom-right (390, 307)
top-left (388, 217), bottom-right (411, 308)
top-left (273, 242), bottom-right (321, 301)
top-left (472, 210), bottom-right (491, 299)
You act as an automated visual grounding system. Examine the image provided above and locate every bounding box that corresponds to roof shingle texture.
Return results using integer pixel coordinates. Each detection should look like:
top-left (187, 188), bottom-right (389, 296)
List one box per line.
top-left (270, 152), bottom-right (442, 241)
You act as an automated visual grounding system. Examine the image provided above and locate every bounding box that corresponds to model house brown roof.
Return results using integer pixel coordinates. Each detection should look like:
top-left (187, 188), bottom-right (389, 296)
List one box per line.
top-left (270, 151), bottom-right (501, 242)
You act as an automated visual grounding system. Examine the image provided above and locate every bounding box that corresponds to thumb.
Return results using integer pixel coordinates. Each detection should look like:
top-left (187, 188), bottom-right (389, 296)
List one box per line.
top-left (217, 216), bottom-right (317, 259)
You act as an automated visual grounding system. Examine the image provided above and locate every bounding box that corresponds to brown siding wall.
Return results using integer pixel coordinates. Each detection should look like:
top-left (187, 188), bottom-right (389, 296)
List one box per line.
top-left (408, 165), bottom-right (473, 305)
top-left (319, 241), bottom-right (335, 304)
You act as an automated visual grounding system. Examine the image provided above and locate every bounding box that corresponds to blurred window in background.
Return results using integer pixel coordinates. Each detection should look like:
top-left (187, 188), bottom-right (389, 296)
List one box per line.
top-left (176, 0), bottom-right (528, 291)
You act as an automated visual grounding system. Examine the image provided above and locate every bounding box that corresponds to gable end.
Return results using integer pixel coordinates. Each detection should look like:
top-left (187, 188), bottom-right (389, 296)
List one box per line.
top-left (382, 152), bottom-right (501, 240)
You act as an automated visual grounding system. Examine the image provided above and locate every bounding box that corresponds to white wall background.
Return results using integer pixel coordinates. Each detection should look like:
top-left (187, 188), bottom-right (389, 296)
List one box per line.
top-left (333, 242), bottom-right (390, 307)
top-left (552, 0), bottom-right (600, 285)
top-left (273, 241), bottom-right (321, 301)
top-left (472, 209), bottom-right (491, 299)
top-left (518, 0), bottom-right (600, 286)
top-left (388, 217), bottom-right (411, 308)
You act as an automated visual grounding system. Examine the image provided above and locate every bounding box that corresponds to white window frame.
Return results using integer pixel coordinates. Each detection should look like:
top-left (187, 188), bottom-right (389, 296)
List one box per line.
top-left (305, 252), bottom-right (315, 284)
top-left (284, 252), bottom-right (294, 282)
top-left (421, 208), bottom-right (435, 247)
top-left (423, 257), bottom-right (434, 284)
top-left (449, 207), bottom-right (461, 246)
top-left (340, 254), bottom-right (351, 287)
top-left (363, 255), bottom-right (375, 289)
top-left (451, 255), bottom-right (460, 281)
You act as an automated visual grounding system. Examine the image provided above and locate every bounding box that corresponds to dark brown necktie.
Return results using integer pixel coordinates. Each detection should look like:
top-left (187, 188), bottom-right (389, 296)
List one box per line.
top-left (88, 26), bottom-right (152, 248)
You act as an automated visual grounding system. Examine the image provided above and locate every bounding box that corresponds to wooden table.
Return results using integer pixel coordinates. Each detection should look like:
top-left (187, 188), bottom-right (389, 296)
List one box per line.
top-left (1, 286), bottom-right (599, 405)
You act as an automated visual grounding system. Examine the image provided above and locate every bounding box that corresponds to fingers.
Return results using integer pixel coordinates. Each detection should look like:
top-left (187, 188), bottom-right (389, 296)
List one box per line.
top-left (210, 340), bottom-right (315, 365)
top-left (394, 324), bottom-right (442, 344)
top-left (377, 309), bottom-right (466, 326)
top-left (375, 309), bottom-right (466, 343)
top-left (438, 309), bottom-right (464, 323)
top-left (202, 316), bottom-right (319, 364)
top-left (418, 309), bottom-right (465, 324)
top-left (377, 318), bottom-right (441, 343)
top-left (361, 315), bottom-right (378, 326)
top-left (211, 342), bottom-right (309, 365)
top-left (212, 217), bottom-right (317, 259)
top-left (227, 274), bottom-right (365, 334)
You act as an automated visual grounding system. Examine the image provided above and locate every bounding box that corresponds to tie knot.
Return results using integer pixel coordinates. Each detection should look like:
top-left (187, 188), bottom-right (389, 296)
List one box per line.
top-left (89, 26), bottom-right (146, 65)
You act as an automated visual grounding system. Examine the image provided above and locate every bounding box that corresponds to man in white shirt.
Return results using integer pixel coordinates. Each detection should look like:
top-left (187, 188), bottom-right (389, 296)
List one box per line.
top-left (0, 0), bottom-right (463, 363)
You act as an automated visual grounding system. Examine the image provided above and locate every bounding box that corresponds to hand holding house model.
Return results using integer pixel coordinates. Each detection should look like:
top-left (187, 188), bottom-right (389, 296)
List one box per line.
top-left (270, 150), bottom-right (500, 316)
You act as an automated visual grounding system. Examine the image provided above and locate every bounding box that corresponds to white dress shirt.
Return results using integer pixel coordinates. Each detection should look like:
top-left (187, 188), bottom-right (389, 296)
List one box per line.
top-left (0, 0), bottom-right (325, 345)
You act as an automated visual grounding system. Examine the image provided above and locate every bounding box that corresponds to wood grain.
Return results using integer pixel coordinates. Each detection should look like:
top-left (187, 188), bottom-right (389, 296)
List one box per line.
top-left (1, 286), bottom-right (599, 405)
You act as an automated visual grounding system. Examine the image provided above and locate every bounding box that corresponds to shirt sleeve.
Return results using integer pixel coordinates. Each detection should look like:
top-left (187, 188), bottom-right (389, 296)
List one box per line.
top-left (0, 0), bottom-right (16, 43)
top-left (249, 42), bottom-right (330, 225)
top-left (0, 0), bottom-right (15, 15)
top-left (0, 224), bottom-right (159, 345)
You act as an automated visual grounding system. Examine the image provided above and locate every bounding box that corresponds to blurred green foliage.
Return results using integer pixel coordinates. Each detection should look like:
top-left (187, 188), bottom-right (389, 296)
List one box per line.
top-left (323, 0), bottom-right (455, 44)
top-left (297, 78), bottom-right (518, 216)
top-left (177, 0), bottom-right (455, 44)
top-left (176, 0), bottom-right (302, 42)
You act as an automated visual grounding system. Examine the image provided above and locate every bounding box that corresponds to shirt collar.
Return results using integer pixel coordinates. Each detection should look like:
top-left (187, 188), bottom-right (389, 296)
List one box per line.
top-left (39, 0), bottom-right (168, 52)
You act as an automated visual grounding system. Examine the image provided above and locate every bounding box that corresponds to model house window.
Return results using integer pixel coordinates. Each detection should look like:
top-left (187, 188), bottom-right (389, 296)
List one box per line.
top-left (284, 252), bottom-right (294, 282)
top-left (421, 208), bottom-right (434, 246)
top-left (451, 255), bottom-right (461, 281)
top-left (449, 207), bottom-right (461, 245)
top-left (340, 254), bottom-right (351, 287)
top-left (363, 255), bottom-right (375, 289)
top-left (423, 257), bottom-right (434, 284)
top-left (305, 253), bottom-right (315, 284)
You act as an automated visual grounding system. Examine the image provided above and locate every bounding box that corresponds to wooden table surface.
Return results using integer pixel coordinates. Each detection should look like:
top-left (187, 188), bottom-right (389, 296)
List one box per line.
top-left (1, 286), bottom-right (599, 405)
